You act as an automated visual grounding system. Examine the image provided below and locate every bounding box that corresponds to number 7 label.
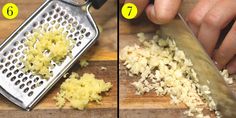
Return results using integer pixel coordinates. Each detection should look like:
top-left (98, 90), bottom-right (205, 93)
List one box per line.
top-left (121, 3), bottom-right (138, 20)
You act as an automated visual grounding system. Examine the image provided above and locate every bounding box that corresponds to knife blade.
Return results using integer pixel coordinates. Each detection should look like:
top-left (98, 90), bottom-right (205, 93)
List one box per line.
top-left (160, 13), bottom-right (236, 118)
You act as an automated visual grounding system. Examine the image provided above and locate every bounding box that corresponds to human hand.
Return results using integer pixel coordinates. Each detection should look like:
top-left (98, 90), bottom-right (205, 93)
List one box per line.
top-left (187, 0), bottom-right (236, 74)
top-left (120, 0), bottom-right (181, 24)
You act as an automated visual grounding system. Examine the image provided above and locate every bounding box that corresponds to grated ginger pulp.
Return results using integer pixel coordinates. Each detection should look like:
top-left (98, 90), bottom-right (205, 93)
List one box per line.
top-left (23, 23), bottom-right (74, 78)
top-left (54, 72), bottom-right (112, 110)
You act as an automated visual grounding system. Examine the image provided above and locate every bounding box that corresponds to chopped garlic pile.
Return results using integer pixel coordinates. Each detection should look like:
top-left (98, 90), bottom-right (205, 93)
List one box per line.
top-left (120, 32), bottom-right (220, 117)
top-left (220, 69), bottom-right (233, 85)
top-left (23, 23), bottom-right (74, 78)
top-left (79, 59), bottom-right (89, 68)
top-left (54, 73), bottom-right (112, 110)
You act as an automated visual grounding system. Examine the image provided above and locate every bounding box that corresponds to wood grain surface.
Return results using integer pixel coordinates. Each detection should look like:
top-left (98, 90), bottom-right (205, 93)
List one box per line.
top-left (0, 0), bottom-right (117, 118)
top-left (119, 0), bottom-right (236, 118)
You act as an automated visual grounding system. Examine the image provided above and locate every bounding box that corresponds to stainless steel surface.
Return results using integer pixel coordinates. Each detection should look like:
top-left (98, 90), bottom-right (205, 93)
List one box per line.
top-left (160, 14), bottom-right (236, 118)
top-left (0, 0), bottom-right (99, 110)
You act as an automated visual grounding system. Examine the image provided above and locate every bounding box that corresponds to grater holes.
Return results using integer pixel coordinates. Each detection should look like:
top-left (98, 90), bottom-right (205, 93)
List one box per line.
top-left (30, 29), bottom-right (34, 34)
top-left (53, 14), bottom-right (58, 19)
top-left (38, 81), bottom-right (44, 86)
top-left (18, 45), bottom-right (23, 50)
top-left (12, 59), bottom-right (17, 64)
top-left (66, 24), bottom-right (71, 30)
top-left (70, 28), bottom-right (75, 33)
top-left (68, 18), bottom-right (73, 23)
top-left (64, 14), bottom-right (69, 20)
top-left (15, 80), bottom-right (20, 85)
top-left (56, 7), bottom-right (61, 12)
top-left (47, 17), bottom-right (52, 21)
top-left (22, 77), bottom-right (27, 82)
top-left (6, 72), bottom-right (12, 77)
top-left (28, 91), bottom-right (33, 97)
top-left (23, 32), bottom-right (29, 37)
top-left (49, 11), bottom-right (54, 15)
top-left (17, 62), bottom-right (23, 67)
top-left (50, 20), bottom-right (56, 25)
top-left (13, 69), bottom-right (19, 74)
top-left (15, 52), bottom-right (20, 57)
top-left (13, 41), bottom-right (19, 46)
top-left (29, 75), bottom-right (34, 79)
top-left (57, 18), bottom-right (62, 22)
top-left (11, 48), bottom-right (16, 53)
top-left (0, 65), bottom-right (3, 70)
top-left (68, 34), bottom-right (73, 39)
top-left (24, 88), bottom-right (29, 93)
top-left (18, 73), bottom-right (23, 78)
top-left (60, 11), bottom-right (65, 16)
top-left (1, 58), bottom-right (6, 63)
top-left (72, 22), bottom-right (78, 27)
top-left (79, 35), bottom-right (84, 40)
top-left (33, 22), bottom-right (38, 27)
top-left (42, 13), bottom-right (47, 18)
top-left (31, 84), bottom-right (36, 89)
top-left (26, 80), bottom-right (32, 86)
top-left (62, 21), bottom-right (67, 26)
top-left (40, 19), bottom-right (45, 24)
top-left (73, 38), bottom-right (77, 41)
top-left (75, 32), bottom-right (79, 36)
top-left (20, 38), bottom-right (26, 43)
top-left (81, 28), bottom-right (86, 33)
top-left (52, 5), bottom-right (56, 9)
top-left (76, 41), bottom-right (81, 47)
top-left (2, 68), bottom-right (7, 74)
top-left (25, 70), bottom-right (30, 75)
top-left (34, 77), bottom-right (39, 82)
top-left (77, 25), bottom-right (82, 30)
top-left (85, 32), bottom-right (90, 37)
top-left (9, 65), bottom-right (14, 70)
top-left (5, 62), bottom-right (10, 67)
top-left (3, 51), bottom-right (9, 56)
top-left (10, 76), bottom-right (16, 81)
top-left (19, 84), bottom-right (25, 89)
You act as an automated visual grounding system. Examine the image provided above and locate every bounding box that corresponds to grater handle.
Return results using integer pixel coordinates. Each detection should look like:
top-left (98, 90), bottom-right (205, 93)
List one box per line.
top-left (90, 0), bottom-right (107, 9)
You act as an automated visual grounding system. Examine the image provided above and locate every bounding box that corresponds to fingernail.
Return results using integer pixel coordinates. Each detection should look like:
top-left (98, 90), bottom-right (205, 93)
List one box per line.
top-left (150, 6), bottom-right (156, 19)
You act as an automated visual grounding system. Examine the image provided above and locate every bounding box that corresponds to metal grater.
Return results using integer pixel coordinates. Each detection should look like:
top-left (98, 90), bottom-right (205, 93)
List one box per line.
top-left (0, 0), bottom-right (107, 110)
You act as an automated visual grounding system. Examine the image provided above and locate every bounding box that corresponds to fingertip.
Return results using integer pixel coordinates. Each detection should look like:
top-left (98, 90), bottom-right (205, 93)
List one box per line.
top-left (226, 58), bottom-right (236, 74)
top-left (227, 65), bottom-right (236, 74)
top-left (145, 5), bottom-right (173, 24)
top-left (212, 50), bottom-right (225, 70)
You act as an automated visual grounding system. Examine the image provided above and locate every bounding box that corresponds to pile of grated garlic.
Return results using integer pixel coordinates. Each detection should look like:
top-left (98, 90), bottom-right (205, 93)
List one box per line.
top-left (120, 32), bottom-right (228, 118)
top-left (54, 72), bottom-right (112, 110)
top-left (22, 23), bottom-right (75, 79)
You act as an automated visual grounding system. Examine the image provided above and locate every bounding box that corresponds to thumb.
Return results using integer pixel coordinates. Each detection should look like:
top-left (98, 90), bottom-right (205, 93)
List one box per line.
top-left (146, 0), bottom-right (181, 24)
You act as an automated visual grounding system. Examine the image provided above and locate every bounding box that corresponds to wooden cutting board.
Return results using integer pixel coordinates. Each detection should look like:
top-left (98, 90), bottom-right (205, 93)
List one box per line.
top-left (119, 0), bottom-right (236, 118)
top-left (0, 0), bottom-right (117, 118)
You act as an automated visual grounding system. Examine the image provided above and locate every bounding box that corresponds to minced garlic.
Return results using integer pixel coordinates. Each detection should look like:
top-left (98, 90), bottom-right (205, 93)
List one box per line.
top-left (23, 23), bottom-right (74, 78)
top-left (120, 32), bottom-right (220, 117)
top-left (79, 59), bottom-right (89, 68)
top-left (54, 72), bottom-right (112, 110)
top-left (100, 66), bottom-right (107, 71)
top-left (220, 69), bottom-right (233, 85)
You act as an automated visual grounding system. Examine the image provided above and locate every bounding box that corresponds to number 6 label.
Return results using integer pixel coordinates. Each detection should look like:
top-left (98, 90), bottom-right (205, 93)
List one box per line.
top-left (2, 3), bottom-right (19, 20)
top-left (121, 3), bottom-right (138, 20)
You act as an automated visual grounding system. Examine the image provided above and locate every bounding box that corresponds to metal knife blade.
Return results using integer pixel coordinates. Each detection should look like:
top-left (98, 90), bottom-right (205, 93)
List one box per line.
top-left (160, 13), bottom-right (236, 118)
